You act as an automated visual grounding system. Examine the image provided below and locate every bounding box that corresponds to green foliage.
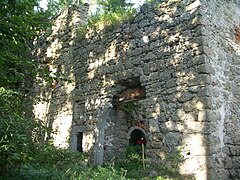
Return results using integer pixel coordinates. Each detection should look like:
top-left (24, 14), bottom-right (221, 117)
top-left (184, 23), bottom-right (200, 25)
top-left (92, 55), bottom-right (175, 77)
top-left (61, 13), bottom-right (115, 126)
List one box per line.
top-left (0, 1), bottom-right (133, 178)
top-left (93, 9), bottom-right (135, 30)
top-left (95, 0), bottom-right (133, 14)
top-left (119, 101), bottom-right (140, 120)
top-left (113, 146), bottom-right (192, 180)
top-left (88, 166), bottom-right (127, 180)
top-left (165, 150), bottom-right (184, 172)
top-left (148, 150), bottom-right (191, 180)
top-left (93, 8), bottom-right (136, 26)
top-left (0, 2), bottom-right (72, 175)
top-left (9, 144), bottom-right (127, 180)
top-left (77, 0), bottom-right (136, 38)
top-left (0, 88), bottom-right (32, 174)
top-left (0, 87), bottom-right (22, 116)
top-left (47, 0), bottom-right (84, 15)
top-left (115, 146), bottom-right (144, 179)
top-left (145, 0), bottom-right (155, 3)
top-left (16, 146), bottom-right (88, 179)
top-left (0, 87), bottom-right (52, 176)
top-left (0, 0), bottom-right (50, 90)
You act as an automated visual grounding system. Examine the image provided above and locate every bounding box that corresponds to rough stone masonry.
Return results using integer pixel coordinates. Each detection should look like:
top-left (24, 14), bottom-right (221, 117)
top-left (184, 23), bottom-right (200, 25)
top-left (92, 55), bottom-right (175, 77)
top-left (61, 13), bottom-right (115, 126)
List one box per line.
top-left (32, 0), bottom-right (240, 179)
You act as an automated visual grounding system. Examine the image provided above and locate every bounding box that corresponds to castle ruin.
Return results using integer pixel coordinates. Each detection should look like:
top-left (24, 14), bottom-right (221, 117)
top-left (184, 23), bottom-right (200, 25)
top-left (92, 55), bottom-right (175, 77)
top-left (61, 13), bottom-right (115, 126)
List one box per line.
top-left (32, 0), bottom-right (240, 179)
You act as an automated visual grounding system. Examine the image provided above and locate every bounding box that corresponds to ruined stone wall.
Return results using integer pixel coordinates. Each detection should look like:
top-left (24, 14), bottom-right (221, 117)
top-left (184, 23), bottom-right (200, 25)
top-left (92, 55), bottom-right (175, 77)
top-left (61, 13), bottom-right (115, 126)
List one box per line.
top-left (32, 1), bottom-right (240, 180)
top-left (201, 0), bottom-right (240, 179)
top-left (32, 4), bottom-right (90, 148)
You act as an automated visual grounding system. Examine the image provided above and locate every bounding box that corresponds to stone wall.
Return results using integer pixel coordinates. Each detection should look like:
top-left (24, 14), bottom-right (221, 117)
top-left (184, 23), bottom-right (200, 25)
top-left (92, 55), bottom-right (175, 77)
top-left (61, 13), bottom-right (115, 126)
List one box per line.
top-left (32, 1), bottom-right (240, 179)
top-left (32, 3), bottom-right (90, 147)
top-left (201, 0), bottom-right (240, 179)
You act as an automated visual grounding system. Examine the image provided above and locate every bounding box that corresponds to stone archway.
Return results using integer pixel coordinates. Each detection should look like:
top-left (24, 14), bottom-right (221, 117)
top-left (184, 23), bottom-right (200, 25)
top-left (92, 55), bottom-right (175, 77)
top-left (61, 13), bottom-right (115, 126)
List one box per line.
top-left (128, 126), bottom-right (146, 146)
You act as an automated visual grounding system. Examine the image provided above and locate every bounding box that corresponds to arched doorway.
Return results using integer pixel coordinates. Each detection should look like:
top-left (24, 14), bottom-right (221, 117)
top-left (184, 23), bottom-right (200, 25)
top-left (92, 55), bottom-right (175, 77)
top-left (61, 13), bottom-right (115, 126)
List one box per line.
top-left (103, 79), bottom-right (147, 163)
top-left (128, 126), bottom-right (146, 146)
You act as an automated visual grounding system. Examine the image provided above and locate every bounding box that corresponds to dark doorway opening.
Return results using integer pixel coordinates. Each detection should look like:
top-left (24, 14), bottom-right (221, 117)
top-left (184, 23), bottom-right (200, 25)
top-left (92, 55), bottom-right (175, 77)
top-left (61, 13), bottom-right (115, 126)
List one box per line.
top-left (77, 132), bottom-right (83, 152)
top-left (129, 129), bottom-right (146, 146)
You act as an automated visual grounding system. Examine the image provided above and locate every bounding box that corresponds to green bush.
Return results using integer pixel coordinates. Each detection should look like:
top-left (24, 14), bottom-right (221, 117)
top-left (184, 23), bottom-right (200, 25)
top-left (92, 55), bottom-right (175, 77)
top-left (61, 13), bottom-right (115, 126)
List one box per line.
top-left (16, 146), bottom-right (89, 179)
top-left (114, 145), bottom-right (145, 179)
top-left (77, 8), bottom-right (136, 38)
top-left (0, 87), bottom-right (52, 177)
top-left (113, 145), bottom-right (194, 180)
top-left (4, 143), bottom-right (126, 180)
top-left (0, 87), bottom-right (35, 175)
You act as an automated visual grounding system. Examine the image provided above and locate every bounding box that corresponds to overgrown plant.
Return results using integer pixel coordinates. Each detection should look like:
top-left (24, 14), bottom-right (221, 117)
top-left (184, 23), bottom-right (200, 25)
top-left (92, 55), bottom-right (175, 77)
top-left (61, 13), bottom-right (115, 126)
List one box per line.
top-left (0, 87), bottom-right (45, 176)
top-left (113, 146), bottom-right (192, 179)
top-left (165, 149), bottom-right (184, 173)
top-left (12, 144), bottom-right (127, 179)
top-left (0, 0), bottom-right (51, 90)
top-left (118, 101), bottom-right (140, 120)
top-left (77, 4), bottom-right (136, 38)
top-left (115, 145), bottom-right (145, 179)
top-left (149, 149), bottom-right (192, 180)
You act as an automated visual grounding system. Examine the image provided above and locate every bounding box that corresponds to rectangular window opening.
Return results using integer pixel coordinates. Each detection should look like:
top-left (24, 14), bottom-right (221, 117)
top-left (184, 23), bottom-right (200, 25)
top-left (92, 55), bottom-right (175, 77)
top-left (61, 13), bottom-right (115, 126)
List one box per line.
top-left (77, 132), bottom-right (83, 152)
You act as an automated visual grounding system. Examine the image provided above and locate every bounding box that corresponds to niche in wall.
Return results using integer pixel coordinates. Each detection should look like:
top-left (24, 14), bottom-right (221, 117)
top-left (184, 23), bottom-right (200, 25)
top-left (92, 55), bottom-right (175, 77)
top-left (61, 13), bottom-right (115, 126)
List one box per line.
top-left (112, 77), bottom-right (146, 106)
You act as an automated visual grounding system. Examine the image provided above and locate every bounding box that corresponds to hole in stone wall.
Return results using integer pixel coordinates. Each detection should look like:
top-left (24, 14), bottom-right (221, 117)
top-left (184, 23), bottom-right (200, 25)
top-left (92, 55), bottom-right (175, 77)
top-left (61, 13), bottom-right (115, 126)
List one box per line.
top-left (129, 129), bottom-right (146, 146)
top-left (112, 77), bottom-right (146, 106)
top-left (112, 87), bottom-right (146, 105)
top-left (77, 132), bottom-right (83, 152)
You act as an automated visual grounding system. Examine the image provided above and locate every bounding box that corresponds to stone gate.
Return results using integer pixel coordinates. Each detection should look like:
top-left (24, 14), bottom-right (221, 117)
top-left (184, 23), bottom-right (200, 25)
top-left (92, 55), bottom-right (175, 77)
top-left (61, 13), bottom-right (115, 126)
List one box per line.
top-left (32, 0), bottom-right (240, 179)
